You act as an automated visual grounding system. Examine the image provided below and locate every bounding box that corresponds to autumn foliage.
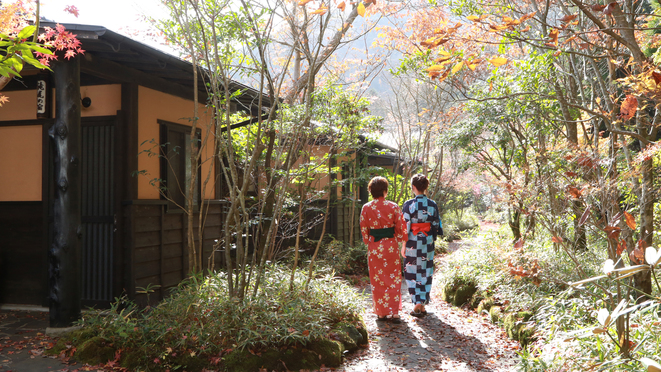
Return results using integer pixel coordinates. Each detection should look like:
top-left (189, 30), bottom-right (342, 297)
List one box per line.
top-left (0, 1), bottom-right (84, 106)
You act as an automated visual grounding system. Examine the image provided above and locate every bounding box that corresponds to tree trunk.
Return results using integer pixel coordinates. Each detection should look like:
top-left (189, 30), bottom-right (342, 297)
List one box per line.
top-left (635, 156), bottom-right (654, 297)
top-left (255, 129), bottom-right (277, 261)
top-left (349, 159), bottom-right (357, 247)
top-left (509, 208), bottom-right (522, 242)
top-left (290, 182), bottom-right (305, 291)
top-left (48, 58), bottom-right (82, 327)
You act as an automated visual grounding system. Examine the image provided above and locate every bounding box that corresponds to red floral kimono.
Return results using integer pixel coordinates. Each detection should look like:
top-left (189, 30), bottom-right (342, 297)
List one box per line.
top-left (360, 198), bottom-right (407, 317)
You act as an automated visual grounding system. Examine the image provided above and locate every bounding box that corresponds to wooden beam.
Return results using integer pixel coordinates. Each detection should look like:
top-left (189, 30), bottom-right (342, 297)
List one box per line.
top-left (219, 114), bottom-right (270, 133)
top-left (49, 57), bottom-right (82, 328)
top-left (80, 53), bottom-right (208, 103)
top-left (121, 83), bottom-right (139, 200)
top-left (121, 83), bottom-right (138, 301)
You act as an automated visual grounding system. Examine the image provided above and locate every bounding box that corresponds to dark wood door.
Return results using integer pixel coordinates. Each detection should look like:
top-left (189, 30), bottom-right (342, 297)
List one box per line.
top-left (79, 117), bottom-right (116, 306)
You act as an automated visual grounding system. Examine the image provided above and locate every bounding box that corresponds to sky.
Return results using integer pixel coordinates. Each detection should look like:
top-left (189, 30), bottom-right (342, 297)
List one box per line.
top-left (35, 0), bottom-right (171, 52)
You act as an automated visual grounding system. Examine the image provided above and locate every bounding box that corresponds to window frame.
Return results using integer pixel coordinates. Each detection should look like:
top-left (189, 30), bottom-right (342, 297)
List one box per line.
top-left (158, 119), bottom-right (202, 213)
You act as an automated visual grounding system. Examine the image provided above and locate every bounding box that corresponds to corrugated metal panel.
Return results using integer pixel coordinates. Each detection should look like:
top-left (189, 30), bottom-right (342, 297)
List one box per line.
top-left (81, 122), bottom-right (114, 302)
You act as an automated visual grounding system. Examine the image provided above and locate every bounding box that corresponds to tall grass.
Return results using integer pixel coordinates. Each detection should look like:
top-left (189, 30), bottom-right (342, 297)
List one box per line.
top-left (75, 265), bottom-right (366, 369)
top-left (437, 225), bottom-right (661, 371)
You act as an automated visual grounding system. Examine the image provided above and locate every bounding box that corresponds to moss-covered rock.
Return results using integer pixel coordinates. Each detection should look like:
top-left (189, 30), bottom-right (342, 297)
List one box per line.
top-left (223, 339), bottom-right (344, 372)
top-left (518, 324), bottom-right (536, 348)
top-left (333, 321), bottom-right (368, 352)
top-left (310, 338), bottom-right (344, 366)
top-left (503, 313), bottom-right (517, 338)
top-left (44, 338), bottom-right (69, 357)
top-left (441, 283), bottom-right (456, 304)
top-left (50, 315), bottom-right (367, 372)
top-left (75, 336), bottom-right (116, 366)
top-left (477, 298), bottom-right (494, 315)
top-left (453, 283), bottom-right (477, 307)
top-left (469, 292), bottom-right (484, 309)
top-left (517, 311), bottom-right (533, 322)
top-left (441, 277), bottom-right (478, 307)
top-left (502, 311), bottom-right (536, 347)
top-left (45, 328), bottom-right (98, 357)
top-left (119, 349), bottom-right (145, 371)
top-left (489, 306), bottom-right (502, 323)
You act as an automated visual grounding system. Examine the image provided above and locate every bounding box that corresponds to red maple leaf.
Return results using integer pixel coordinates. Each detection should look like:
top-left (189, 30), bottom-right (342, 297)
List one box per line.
top-left (604, 225), bottom-right (621, 240)
top-left (64, 5), bottom-right (80, 18)
top-left (603, 2), bottom-right (618, 15)
top-left (619, 95), bottom-right (638, 121)
top-left (617, 239), bottom-right (626, 256)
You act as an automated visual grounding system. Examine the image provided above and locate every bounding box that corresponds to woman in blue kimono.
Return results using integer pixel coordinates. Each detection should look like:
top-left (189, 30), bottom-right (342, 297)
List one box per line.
top-left (401, 174), bottom-right (442, 317)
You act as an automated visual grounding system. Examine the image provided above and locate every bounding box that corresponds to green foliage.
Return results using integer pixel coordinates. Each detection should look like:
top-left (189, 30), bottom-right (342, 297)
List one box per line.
top-left (316, 238), bottom-right (369, 277)
top-left (441, 209), bottom-right (480, 241)
top-left (71, 265), bottom-right (365, 371)
top-left (0, 25), bottom-right (52, 80)
top-left (311, 85), bottom-right (383, 139)
top-left (436, 234), bottom-right (501, 296)
top-left (437, 227), bottom-right (606, 315)
top-left (435, 239), bottom-right (449, 255)
top-left (447, 0), bottom-right (484, 17)
top-left (443, 209), bottom-right (480, 230)
top-left (157, 0), bottom-right (255, 74)
top-left (520, 261), bottom-right (661, 370)
top-left (482, 205), bottom-right (510, 224)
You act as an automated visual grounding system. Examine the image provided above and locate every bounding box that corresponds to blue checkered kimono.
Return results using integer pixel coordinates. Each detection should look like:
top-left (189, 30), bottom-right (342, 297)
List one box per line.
top-left (402, 195), bottom-right (442, 305)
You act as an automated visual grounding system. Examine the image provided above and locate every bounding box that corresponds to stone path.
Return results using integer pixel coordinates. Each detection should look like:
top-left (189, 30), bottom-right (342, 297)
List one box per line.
top-left (0, 309), bottom-right (79, 372)
top-left (338, 236), bottom-right (520, 372)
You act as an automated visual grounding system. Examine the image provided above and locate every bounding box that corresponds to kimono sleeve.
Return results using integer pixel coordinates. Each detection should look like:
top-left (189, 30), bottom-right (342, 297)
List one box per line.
top-left (401, 200), bottom-right (412, 237)
top-left (359, 205), bottom-right (371, 245)
top-left (393, 204), bottom-right (407, 242)
top-left (430, 200), bottom-right (442, 241)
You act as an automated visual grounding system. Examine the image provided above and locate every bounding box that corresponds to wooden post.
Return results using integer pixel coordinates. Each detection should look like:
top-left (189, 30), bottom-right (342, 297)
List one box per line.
top-left (48, 57), bottom-right (82, 328)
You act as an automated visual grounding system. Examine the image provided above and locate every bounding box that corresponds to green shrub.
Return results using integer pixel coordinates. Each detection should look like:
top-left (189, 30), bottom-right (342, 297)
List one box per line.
top-left (521, 284), bottom-right (661, 371)
top-left (435, 239), bottom-right (449, 255)
top-left (482, 207), bottom-right (509, 224)
top-left (441, 210), bottom-right (480, 242)
top-left (316, 238), bottom-right (369, 277)
top-left (443, 210), bottom-right (480, 231)
top-left (66, 265), bottom-right (368, 371)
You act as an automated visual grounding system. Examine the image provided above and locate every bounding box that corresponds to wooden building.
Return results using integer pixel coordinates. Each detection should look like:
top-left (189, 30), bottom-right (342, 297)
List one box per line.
top-left (0, 22), bottom-right (272, 309)
top-left (0, 22), bottom-right (400, 313)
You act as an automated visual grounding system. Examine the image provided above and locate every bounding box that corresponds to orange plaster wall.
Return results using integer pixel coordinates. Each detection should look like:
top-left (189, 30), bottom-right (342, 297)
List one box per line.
top-left (0, 126), bottom-right (42, 201)
top-left (80, 85), bottom-right (121, 117)
top-left (287, 145), bottom-right (332, 199)
top-left (137, 86), bottom-right (215, 199)
top-left (298, 147), bottom-right (354, 199)
top-left (0, 84), bottom-right (121, 121)
top-left (0, 90), bottom-right (38, 121)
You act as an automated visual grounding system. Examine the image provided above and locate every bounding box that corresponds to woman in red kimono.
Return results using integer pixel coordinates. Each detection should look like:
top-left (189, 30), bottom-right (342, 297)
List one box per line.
top-left (360, 176), bottom-right (407, 323)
